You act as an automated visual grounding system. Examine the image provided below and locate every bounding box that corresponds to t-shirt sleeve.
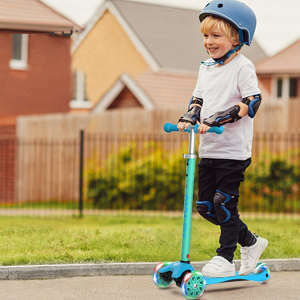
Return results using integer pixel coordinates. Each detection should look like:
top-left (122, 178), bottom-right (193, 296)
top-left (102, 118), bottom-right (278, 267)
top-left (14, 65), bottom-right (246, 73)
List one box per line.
top-left (238, 62), bottom-right (261, 98)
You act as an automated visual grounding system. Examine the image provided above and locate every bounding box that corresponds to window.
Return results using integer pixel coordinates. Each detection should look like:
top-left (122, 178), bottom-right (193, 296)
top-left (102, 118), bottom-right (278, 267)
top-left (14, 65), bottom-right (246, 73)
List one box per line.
top-left (274, 76), bottom-right (299, 100)
top-left (9, 34), bottom-right (28, 70)
top-left (69, 70), bottom-right (92, 109)
top-left (289, 78), bottom-right (298, 98)
top-left (72, 70), bottom-right (88, 101)
top-left (277, 78), bottom-right (283, 98)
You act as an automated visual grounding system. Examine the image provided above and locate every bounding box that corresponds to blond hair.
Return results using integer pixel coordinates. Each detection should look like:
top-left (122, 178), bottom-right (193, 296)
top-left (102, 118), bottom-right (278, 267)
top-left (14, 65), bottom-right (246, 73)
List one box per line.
top-left (201, 16), bottom-right (241, 49)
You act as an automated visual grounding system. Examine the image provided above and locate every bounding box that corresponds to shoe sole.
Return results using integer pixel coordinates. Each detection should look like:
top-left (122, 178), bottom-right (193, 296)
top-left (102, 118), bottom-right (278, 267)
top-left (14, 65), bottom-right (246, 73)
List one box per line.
top-left (239, 238), bottom-right (268, 276)
top-left (202, 270), bottom-right (236, 278)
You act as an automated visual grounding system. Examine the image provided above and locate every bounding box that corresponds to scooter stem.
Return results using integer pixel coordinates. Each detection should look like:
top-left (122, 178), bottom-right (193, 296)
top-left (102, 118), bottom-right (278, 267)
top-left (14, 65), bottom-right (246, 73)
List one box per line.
top-left (180, 126), bottom-right (197, 262)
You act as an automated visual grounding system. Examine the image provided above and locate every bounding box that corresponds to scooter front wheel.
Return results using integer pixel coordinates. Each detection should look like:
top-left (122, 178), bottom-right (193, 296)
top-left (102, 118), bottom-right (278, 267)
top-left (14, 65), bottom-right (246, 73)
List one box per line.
top-left (253, 263), bottom-right (270, 284)
top-left (153, 262), bottom-right (174, 289)
top-left (181, 271), bottom-right (206, 299)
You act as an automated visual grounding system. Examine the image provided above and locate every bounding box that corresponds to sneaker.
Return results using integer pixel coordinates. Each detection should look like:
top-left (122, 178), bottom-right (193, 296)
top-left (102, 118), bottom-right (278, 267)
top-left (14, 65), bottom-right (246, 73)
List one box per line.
top-left (239, 236), bottom-right (268, 276)
top-left (202, 256), bottom-right (235, 278)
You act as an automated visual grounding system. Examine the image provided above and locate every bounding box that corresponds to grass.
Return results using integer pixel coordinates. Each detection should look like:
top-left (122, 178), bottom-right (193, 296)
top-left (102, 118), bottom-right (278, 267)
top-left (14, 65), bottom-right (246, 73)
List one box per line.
top-left (0, 214), bottom-right (299, 266)
top-left (0, 200), bottom-right (94, 210)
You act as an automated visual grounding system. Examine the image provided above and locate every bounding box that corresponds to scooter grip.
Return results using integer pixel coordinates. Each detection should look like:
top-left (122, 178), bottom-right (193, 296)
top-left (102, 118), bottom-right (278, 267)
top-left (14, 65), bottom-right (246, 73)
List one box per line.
top-left (163, 123), bottom-right (223, 134)
top-left (194, 124), bottom-right (224, 135)
top-left (163, 123), bottom-right (179, 132)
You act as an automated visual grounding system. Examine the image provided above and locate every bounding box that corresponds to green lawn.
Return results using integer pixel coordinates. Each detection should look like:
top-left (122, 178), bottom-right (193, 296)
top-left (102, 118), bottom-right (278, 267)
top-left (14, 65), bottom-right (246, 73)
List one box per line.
top-left (0, 214), bottom-right (299, 266)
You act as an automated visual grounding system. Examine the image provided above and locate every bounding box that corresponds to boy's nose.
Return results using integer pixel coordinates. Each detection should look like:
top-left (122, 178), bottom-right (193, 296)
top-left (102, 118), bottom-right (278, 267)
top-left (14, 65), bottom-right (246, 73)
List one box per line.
top-left (207, 36), bottom-right (213, 44)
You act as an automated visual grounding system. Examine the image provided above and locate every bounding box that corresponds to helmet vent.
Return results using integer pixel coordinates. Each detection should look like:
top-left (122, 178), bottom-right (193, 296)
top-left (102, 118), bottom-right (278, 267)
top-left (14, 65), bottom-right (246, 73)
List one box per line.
top-left (217, 3), bottom-right (223, 8)
top-left (205, 3), bottom-right (210, 7)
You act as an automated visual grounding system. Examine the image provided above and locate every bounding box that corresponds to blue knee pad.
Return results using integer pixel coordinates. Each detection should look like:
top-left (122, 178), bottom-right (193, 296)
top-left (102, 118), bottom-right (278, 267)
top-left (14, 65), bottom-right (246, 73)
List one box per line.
top-left (213, 190), bottom-right (236, 224)
top-left (196, 190), bottom-right (237, 225)
top-left (196, 200), bottom-right (219, 225)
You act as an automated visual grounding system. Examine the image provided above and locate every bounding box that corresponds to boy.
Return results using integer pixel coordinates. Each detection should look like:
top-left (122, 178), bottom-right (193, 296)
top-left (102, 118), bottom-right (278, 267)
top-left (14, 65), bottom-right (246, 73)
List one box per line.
top-left (178, 0), bottom-right (268, 278)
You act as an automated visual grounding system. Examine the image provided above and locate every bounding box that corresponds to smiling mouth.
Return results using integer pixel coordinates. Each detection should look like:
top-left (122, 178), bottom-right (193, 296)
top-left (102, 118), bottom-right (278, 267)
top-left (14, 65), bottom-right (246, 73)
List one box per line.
top-left (208, 48), bottom-right (218, 53)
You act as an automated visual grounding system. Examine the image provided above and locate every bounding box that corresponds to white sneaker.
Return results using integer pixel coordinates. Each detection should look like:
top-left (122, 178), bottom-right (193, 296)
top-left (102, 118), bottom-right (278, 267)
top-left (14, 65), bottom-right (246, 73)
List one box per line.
top-left (239, 236), bottom-right (268, 276)
top-left (202, 256), bottom-right (235, 278)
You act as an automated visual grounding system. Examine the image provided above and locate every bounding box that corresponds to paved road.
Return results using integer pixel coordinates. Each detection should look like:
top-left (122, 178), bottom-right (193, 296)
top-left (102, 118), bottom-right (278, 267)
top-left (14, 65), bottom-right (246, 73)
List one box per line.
top-left (0, 272), bottom-right (299, 300)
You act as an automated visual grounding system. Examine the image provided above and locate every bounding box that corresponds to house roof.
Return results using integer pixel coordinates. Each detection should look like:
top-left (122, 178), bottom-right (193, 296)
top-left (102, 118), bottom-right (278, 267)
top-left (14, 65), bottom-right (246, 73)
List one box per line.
top-left (0, 0), bottom-right (78, 33)
top-left (135, 70), bottom-right (198, 108)
top-left (93, 69), bottom-right (271, 110)
top-left (74, 0), bottom-right (267, 72)
top-left (255, 38), bottom-right (300, 75)
top-left (93, 73), bottom-right (155, 112)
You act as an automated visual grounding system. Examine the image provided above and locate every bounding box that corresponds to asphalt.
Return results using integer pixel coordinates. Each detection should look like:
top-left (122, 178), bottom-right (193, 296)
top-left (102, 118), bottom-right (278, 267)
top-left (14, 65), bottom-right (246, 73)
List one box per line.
top-left (0, 272), bottom-right (299, 300)
top-left (0, 259), bottom-right (299, 280)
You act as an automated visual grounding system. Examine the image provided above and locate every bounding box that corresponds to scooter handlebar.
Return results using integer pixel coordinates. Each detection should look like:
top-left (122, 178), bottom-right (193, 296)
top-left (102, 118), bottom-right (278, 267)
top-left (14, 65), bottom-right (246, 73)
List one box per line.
top-left (163, 123), bottom-right (224, 134)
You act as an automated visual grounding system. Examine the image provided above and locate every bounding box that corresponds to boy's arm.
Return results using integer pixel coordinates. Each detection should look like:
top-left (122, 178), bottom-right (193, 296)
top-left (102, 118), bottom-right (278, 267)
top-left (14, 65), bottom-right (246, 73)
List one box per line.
top-left (178, 96), bottom-right (203, 131)
top-left (202, 94), bottom-right (261, 128)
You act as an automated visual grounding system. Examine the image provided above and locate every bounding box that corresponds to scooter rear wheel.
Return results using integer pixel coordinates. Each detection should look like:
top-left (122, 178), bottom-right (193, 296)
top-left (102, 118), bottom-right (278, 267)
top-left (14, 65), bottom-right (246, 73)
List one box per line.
top-left (181, 271), bottom-right (206, 299)
top-left (153, 262), bottom-right (174, 289)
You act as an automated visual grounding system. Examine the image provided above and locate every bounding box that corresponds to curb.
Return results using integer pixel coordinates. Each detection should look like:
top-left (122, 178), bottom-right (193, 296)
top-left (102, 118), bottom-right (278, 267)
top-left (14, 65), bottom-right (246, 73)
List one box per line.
top-left (0, 259), bottom-right (299, 280)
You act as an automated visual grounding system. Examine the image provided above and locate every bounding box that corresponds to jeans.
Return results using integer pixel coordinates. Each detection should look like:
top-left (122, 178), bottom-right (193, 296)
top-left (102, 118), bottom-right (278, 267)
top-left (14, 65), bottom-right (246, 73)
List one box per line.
top-left (197, 158), bottom-right (254, 261)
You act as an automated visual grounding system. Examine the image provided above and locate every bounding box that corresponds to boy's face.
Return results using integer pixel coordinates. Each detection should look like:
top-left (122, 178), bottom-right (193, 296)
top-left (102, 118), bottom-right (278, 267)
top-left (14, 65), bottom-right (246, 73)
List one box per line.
top-left (203, 27), bottom-right (236, 60)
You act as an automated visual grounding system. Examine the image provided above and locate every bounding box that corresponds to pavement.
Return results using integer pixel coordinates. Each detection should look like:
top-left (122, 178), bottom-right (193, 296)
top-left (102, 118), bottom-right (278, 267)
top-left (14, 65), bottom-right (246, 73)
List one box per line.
top-left (0, 259), bottom-right (299, 299)
top-left (0, 272), bottom-right (299, 300)
top-left (0, 259), bottom-right (299, 280)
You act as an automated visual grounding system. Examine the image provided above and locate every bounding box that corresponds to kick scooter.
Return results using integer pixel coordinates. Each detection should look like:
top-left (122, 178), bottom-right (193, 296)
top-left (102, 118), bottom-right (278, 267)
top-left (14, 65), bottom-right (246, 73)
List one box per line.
top-left (153, 123), bottom-right (270, 299)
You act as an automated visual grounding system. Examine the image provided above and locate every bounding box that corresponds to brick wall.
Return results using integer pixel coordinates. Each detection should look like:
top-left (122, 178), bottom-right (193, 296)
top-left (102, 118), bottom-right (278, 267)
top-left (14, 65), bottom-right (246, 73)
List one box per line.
top-left (0, 32), bottom-right (72, 203)
top-left (72, 10), bottom-right (149, 106)
top-left (108, 87), bottom-right (143, 109)
top-left (0, 126), bottom-right (16, 203)
top-left (0, 32), bottom-right (71, 117)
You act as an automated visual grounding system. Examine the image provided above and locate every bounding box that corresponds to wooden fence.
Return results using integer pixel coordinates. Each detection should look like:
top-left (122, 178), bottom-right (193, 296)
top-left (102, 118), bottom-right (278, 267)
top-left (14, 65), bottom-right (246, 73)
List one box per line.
top-left (8, 131), bottom-right (300, 215)
top-left (0, 107), bottom-right (298, 214)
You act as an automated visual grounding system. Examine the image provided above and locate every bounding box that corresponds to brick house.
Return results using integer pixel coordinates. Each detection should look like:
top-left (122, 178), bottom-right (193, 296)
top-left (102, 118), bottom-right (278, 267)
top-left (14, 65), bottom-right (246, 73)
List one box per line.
top-left (0, 0), bottom-right (78, 202)
top-left (254, 39), bottom-right (300, 131)
top-left (71, 0), bottom-right (267, 112)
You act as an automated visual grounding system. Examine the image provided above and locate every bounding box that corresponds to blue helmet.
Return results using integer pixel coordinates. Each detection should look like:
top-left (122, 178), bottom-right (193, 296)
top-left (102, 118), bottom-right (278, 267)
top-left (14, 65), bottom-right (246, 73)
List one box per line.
top-left (199, 0), bottom-right (257, 46)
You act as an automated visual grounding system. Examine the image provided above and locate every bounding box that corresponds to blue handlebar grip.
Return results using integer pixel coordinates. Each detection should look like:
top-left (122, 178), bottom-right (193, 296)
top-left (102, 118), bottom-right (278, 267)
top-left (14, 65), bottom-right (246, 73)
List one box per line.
top-left (194, 124), bottom-right (223, 134)
top-left (163, 123), bottom-right (179, 132)
top-left (207, 126), bottom-right (224, 134)
top-left (164, 123), bottom-right (223, 134)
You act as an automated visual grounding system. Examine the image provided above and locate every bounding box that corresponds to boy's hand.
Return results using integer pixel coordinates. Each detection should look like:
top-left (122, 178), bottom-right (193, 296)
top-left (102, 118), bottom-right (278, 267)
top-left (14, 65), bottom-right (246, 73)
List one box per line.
top-left (198, 123), bottom-right (211, 134)
top-left (177, 121), bottom-right (190, 132)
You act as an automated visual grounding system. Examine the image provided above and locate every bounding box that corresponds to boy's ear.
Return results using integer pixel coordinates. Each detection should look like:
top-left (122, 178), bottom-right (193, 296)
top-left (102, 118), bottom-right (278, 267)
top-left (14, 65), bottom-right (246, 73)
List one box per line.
top-left (231, 37), bottom-right (239, 46)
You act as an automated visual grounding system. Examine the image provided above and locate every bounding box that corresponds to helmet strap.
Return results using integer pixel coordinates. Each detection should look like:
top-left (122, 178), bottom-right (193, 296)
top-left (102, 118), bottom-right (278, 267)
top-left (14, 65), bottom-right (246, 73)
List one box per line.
top-left (201, 45), bottom-right (242, 66)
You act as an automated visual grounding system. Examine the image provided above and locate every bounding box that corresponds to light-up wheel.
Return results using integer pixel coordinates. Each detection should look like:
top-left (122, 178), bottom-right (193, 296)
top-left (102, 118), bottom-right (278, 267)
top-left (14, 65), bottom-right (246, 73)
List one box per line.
top-left (153, 262), bottom-right (174, 289)
top-left (181, 271), bottom-right (206, 299)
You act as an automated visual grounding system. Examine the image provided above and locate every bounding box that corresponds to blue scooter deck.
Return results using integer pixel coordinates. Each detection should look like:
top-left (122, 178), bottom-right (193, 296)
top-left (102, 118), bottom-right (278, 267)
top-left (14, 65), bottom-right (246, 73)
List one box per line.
top-left (204, 270), bottom-right (270, 285)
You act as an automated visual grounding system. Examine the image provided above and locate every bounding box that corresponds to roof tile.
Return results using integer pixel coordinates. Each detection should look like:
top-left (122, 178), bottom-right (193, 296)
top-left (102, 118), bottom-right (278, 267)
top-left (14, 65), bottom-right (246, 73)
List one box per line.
top-left (0, 0), bottom-right (77, 32)
top-left (110, 0), bottom-right (267, 72)
top-left (255, 39), bottom-right (300, 74)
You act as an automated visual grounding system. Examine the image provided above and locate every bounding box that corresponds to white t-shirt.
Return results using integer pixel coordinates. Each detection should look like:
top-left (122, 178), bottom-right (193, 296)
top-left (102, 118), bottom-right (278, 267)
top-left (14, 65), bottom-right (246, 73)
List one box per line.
top-left (192, 54), bottom-right (261, 160)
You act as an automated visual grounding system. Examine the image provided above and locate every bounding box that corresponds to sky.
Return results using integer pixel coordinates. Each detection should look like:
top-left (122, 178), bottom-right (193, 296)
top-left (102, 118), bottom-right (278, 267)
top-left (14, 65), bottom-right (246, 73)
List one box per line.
top-left (42, 0), bottom-right (300, 56)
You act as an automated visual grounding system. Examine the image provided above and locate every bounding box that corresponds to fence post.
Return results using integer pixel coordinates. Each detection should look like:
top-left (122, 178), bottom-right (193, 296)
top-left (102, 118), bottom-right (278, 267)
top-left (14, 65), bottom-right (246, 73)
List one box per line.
top-left (79, 130), bottom-right (84, 218)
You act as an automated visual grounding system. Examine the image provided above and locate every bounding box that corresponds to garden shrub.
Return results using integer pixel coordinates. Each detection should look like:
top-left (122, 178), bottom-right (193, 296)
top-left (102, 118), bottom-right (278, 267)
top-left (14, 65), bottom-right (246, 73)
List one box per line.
top-left (87, 142), bottom-right (300, 213)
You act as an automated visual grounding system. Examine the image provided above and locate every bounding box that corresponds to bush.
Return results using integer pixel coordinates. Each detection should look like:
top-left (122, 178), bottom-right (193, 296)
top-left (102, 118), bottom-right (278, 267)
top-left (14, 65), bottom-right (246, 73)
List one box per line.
top-left (241, 150), bottom-right (300, 213)
top-left (86, 142), bottom-right (198, 210)
top-left (87, 142), bottom-right (300, 213)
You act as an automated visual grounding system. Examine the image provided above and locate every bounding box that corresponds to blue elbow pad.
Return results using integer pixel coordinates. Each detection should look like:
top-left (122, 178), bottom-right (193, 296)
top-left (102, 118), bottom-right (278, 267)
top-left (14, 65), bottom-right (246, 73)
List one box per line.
top-left (242, 94), bottom-right (262, 118)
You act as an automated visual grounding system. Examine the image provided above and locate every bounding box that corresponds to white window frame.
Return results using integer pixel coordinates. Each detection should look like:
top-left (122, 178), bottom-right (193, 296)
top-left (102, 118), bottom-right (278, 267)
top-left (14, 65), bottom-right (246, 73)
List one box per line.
top-left (69, 70), bottom-right (92, 109)
top-left (9, 34), bottom-right (29, 70)
top-left (272, 75), bottom-right (289, 101)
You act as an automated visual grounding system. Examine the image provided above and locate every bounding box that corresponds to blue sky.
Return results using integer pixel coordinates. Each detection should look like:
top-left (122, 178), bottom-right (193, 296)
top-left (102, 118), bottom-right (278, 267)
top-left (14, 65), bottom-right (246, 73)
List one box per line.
top-left (42, 0), bottom-right (300, 56)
